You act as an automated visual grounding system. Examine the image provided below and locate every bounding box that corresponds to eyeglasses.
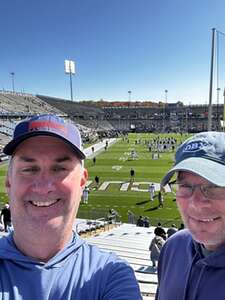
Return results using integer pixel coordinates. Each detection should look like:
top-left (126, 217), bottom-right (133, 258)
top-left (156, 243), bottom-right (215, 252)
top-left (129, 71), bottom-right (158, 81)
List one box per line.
top-left (169, 180), bottom-right (225, 200)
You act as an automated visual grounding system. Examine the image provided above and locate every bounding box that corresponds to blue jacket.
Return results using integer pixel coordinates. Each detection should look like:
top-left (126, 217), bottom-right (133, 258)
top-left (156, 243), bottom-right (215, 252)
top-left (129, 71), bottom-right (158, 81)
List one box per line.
top-left (0, 233), bottom-right (142, 300)
top-left (156, 229), bottom-right (225, 300)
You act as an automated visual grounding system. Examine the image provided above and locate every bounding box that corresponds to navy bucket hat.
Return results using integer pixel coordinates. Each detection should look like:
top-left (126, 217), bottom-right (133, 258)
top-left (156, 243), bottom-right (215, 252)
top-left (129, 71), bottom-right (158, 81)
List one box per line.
top-left (161, 131), bottom-right (225, 187)
top-left (3, 114), bottom-right (85, 159)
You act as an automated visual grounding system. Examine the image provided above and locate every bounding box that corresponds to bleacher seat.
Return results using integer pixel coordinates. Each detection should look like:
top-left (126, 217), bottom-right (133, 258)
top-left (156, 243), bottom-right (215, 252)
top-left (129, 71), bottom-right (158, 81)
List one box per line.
top-left (86, 223), bottom-right (159, 298)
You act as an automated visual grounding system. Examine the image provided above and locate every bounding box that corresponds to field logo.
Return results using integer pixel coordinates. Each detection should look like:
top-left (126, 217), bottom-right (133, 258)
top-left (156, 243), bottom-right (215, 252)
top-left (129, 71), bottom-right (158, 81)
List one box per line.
top-left (85, 180), bottom-right (171, 192)
top-left (112, 166), bottom-right (122, 171)
top-left (131, 182), bottom-right (160, 192)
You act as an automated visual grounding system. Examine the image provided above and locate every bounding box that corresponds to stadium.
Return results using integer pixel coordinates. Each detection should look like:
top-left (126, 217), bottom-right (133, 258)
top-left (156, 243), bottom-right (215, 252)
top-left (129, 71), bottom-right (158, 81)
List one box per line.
top-left (0, 90), bottom-right (224, 223)
top-left (3, 0), bottom-right (225, 297)
top-left (0, 90), bottom-right (224, 299)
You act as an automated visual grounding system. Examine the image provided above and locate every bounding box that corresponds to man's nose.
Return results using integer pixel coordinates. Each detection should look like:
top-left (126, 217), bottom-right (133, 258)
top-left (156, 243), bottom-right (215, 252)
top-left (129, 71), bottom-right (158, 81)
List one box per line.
top-left (31, 172), bottom-right (56, 194)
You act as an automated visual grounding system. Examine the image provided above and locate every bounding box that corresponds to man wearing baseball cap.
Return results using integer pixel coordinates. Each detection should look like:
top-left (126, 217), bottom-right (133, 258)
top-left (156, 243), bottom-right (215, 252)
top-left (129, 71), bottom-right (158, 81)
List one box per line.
top-left (0, 114), bottom-right (141, 300)
top-left (156, 131), bottom-right (225, 300)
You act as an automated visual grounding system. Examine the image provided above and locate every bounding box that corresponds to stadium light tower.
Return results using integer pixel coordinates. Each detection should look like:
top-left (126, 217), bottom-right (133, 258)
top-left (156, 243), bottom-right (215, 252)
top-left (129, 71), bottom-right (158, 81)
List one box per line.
top-left (165, 89), bottom-right (168, 104)
top-left (10, 72), bottom-right (15, 93)
top-left (163, 89), bottom-right (168, 132)
top-left (128, 90), bottom-right (132, 108)
top-left (223, 88), bottom-right (225, 132)
top-left (65, 60), bottom-right (75, 101)
top-left (217, 87), bottom-right (221, 130)
top-left (128, 90), bottom-right (132, 101)
top-left (208, 28), bottom-right (216, 130)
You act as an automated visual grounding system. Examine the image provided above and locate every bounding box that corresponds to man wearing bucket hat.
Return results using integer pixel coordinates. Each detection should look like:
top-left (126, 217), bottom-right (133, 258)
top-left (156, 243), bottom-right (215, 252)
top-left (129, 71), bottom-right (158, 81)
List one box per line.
top-left (156, 131), bottom-right (225, 300)
top-left (0, 114), bottom-right (141, 300)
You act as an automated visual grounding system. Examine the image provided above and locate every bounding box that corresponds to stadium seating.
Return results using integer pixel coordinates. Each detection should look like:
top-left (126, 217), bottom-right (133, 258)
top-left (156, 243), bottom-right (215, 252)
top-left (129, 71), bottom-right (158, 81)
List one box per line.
top-left (0, 221), bottom-right (158, 298)
top-left (0, 91), bottom-right (63, 115)
top-left (86, 223), bottom-right (158, 298)
top-left (0, 90), bottom-right (223, 135)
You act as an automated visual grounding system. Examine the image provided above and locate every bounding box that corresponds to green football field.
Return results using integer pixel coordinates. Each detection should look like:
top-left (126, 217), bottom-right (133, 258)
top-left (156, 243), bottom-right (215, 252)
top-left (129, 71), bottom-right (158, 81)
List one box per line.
top-left (0, 133), bottom-right (191, 227)
top-left (81, 133), bottom-right (190, 226)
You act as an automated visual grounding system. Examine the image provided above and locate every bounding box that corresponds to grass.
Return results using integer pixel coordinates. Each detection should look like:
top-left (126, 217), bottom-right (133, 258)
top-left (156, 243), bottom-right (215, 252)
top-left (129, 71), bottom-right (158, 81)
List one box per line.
top-left (81, 133), bottom-right (190, 225)
top-left (0, 133), bottom-right (191, 226)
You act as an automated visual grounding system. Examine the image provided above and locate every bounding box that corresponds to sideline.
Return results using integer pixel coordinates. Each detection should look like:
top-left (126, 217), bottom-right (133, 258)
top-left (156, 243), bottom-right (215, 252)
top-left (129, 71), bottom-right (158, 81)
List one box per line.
top-left (84, 138), bottom-right (118, 159)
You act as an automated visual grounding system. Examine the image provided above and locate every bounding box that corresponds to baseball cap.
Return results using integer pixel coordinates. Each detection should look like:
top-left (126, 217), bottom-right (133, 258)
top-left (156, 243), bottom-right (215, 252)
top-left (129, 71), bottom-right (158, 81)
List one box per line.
top-left (161, 131), bottom-right (225, 187)
top-left (3, 114), bottom-right (85, 159)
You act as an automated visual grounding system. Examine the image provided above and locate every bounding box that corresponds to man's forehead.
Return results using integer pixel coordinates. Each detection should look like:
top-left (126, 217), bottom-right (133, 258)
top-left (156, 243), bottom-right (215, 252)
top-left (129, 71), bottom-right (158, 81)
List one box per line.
top-left (177, 171), bottom-right (209, 183)
top-left (15, 154), bottom-right (74, 163)
top-left (13, 136), bottom-right (77, 156)
top-left (11, 136), bottom-right (81, 163)
top-left (16, 135), bottom-right (67, 146)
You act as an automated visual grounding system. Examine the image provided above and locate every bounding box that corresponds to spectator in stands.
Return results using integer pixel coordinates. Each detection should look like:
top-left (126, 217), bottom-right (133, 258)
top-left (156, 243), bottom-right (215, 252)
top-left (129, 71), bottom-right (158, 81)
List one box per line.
top-left (166, 224), bottom-right (177, 238)
top-left (155, 223), bottom-right (167, 240)
top-left (143, 216), bottom-right (150, 227)
top-left (178, 222), bottom-right (185, 230)
top-left (157, 132), bottom-right (225, 299)
top-left (136, 216), bottom-right (144, 227)
top-left (149, 228), bottom-right (165, 269)
top-left (0, 114), bottom-right (141, 299)
top-left (0, 203), bottom-right (11, 232)
top-left (127, 210), bottom-right (135, 224)
top-left (108, 208), bottom-right (119, 224)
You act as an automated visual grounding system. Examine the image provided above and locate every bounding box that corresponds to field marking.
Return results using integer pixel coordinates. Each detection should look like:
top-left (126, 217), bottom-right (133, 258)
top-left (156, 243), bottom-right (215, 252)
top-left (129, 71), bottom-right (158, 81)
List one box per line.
top-left (119, 156), bottom-right (128, 162)
top-left (120, 182), bottom-right (130, 191)
top-left (83, 203), bottom-right (176, 214)
top-left (112, 165), bottom-right (123, 171)
top-left (131, 182), bottom-right (160, 192)
top-left (99, 181), bottom-right (124, 191)
top-left (87, 180), bottom-right (171, 193)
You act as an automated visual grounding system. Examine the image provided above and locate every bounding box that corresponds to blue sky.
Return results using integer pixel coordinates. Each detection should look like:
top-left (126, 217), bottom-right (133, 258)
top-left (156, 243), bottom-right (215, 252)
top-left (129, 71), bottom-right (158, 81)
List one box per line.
top-left (1, 0), bottom-right (225, 104)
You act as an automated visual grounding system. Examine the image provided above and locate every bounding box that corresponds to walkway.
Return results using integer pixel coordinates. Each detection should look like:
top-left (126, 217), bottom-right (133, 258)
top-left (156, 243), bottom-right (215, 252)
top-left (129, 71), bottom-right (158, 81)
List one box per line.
top-left (84, 138), bottom-right (117, 159)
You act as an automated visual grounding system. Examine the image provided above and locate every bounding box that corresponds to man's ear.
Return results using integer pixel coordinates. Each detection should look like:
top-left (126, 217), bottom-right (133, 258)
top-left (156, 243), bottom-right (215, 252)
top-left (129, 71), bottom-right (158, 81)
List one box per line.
top-left (80, 168), bottom-right (88, 189)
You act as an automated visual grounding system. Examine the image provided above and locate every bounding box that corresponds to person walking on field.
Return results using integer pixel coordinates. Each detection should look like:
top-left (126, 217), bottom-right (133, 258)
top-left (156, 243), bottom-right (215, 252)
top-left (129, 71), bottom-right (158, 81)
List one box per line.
top-left (149, 183), bottom-right (155, 201)
top-left (82, 186), bottom-right (90, 204)
top-left (158, 190), bottom-right (164, 208)
top-left (130, 168), bottom-right (135, 182)
top-left (94, 175), bottom-right (100, 187)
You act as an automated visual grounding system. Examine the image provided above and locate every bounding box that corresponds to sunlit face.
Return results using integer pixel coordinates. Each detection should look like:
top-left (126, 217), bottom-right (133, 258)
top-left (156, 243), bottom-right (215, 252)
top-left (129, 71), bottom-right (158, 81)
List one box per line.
top-left (6, 136), bottom-right (88, 241)
top-left (176, 171), bottom-right (225, 250)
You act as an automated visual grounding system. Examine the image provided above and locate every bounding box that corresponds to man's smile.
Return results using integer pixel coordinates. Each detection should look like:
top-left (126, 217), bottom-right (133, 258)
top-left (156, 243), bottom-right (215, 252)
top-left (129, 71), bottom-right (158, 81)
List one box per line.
top-left (29, 199), bottom-right (61, 207)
